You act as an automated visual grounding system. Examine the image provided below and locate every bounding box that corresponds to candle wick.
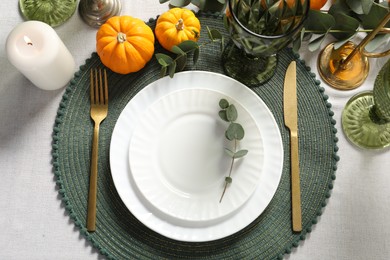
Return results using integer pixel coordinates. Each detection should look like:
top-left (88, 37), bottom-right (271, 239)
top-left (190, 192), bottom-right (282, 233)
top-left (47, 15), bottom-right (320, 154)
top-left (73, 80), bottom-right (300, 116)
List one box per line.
top-left (23, 36), bottom-right (33, 46)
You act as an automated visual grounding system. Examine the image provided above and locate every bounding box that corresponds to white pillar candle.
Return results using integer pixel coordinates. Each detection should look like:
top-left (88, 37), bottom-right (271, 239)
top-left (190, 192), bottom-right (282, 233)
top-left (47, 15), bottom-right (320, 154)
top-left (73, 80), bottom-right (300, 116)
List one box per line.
top-left (6, 21), bottom-right (76, 90)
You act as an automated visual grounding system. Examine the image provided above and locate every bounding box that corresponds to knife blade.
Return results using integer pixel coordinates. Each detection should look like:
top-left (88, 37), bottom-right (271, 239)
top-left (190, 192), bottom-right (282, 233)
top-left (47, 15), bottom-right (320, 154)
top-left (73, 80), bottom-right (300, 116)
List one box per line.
top-left (283, 61), bottom-right (302, 232)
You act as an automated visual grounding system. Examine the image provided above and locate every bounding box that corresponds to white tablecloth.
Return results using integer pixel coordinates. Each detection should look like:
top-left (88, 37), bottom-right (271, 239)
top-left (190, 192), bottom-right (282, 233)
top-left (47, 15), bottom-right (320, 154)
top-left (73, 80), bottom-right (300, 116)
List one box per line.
top-left (1, 1), bottom-right (389, 259)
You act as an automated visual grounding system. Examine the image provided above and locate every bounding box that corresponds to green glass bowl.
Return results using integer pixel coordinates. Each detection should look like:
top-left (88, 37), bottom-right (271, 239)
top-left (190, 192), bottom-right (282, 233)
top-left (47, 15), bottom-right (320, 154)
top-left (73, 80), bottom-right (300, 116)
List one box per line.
top-left (19, 0), bottom-right (78, 27)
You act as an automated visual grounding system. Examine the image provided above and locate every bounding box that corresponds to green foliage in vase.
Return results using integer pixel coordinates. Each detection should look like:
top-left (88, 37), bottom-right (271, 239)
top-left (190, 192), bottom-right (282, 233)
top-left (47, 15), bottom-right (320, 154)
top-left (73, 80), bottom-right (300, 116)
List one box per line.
top-left (232, 0), bottom-right (308, 36)
top-left (218, 98), bottom-right (248, 203)
top-left (302, 0), bottom-right (390, 52)
top-left (224, 0), bottom-right (308, 57)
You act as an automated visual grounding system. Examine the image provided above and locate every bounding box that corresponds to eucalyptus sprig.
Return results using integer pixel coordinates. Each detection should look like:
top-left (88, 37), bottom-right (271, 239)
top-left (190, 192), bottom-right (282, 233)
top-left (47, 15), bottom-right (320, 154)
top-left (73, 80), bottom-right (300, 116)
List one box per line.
top-left (218, 98), bottom-right (248, 203)
top-left (300, 0), bottom-right (390, 52)
top-left (155, 26), bottom-right (224, 78)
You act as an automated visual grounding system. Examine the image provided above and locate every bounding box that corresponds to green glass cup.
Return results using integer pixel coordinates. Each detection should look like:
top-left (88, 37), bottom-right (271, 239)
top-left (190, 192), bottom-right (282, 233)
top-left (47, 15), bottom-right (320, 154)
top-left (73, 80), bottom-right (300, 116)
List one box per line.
top-left (342, 58), bottom-right (390, 149)
top-left (222, 0), bottom-right (309, 87)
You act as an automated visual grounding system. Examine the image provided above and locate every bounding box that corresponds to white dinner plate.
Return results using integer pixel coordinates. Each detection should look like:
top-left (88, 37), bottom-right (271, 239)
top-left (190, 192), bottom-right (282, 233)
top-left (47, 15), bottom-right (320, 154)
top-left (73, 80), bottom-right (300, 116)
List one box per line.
top-left (109, 71), bottom-right (283, 242)
top-left (129, 88), bottom-right (264, 225)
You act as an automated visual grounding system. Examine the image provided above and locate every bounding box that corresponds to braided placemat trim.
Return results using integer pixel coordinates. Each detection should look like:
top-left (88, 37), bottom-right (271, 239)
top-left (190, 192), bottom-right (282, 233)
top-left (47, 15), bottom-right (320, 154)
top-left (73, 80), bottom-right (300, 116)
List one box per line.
top-left (52, 11), bottom-right (339, 260)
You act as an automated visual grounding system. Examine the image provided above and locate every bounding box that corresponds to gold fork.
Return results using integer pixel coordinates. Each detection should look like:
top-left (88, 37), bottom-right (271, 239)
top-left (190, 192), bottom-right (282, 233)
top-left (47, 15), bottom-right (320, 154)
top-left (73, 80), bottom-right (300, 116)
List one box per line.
top-left (87, 68), bottom-right (108, 232)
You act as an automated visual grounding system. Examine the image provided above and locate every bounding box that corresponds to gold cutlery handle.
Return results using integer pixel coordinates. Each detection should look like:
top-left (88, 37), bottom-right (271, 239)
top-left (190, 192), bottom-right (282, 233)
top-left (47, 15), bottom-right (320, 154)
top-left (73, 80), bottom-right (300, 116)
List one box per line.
top-left (87, 123), bottom-right (100, 232)
top-left (290, 131), bottom-right (302, 232)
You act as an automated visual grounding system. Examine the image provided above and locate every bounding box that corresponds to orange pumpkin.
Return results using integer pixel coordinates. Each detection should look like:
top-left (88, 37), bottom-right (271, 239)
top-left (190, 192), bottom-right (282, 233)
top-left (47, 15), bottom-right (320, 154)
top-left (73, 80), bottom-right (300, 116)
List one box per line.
top-left (96, 16), bottom-right (155, 74)
top-left (155, 8), bottom-right (201, 51)
top-left (310, 0), bottom-right (328, 10)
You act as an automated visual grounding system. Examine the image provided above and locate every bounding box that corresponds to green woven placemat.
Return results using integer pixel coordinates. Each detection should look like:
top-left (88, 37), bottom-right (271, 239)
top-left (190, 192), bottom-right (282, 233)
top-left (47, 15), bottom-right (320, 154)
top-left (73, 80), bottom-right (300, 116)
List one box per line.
top-left (52, 12), bottom-right (339, 260)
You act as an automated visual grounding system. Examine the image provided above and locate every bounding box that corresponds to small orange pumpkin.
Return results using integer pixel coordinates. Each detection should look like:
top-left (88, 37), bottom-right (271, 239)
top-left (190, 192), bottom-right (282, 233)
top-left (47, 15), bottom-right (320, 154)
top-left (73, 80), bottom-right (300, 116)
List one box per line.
top-left (310, 0), bottom-right (328, 10)
top-left (155, 8), bottom-right (201, 51)
top-left (96, 16), bottom-right (155, 74)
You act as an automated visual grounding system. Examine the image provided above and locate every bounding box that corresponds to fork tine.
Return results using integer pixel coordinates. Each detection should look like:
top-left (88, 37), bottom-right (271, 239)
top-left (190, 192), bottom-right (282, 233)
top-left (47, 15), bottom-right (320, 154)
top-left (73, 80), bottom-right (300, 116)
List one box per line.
top-left (94, 69), bottom-right (99, 103)
top-left (103, 69), bottom-right (108, 105)
top-left (98, 69), bottom-right (104, 104)
top-left (90, 70), bottom-right (94, 104)
top-left (90, 69), bottom-right (108, 105)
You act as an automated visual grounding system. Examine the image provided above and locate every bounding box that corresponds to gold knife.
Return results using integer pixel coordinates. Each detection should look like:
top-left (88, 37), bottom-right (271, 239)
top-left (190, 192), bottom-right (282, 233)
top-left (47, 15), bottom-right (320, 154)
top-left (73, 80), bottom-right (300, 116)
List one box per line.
top-left (283, 61), bottom-right (302, 232)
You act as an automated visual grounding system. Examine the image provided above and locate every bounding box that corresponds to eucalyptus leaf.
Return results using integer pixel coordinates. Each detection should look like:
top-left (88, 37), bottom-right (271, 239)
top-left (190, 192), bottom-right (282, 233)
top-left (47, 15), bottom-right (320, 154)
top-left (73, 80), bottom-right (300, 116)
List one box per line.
top-left (168, 61), bottom-right (176, 78)
top-left (361, 0), bottom-right (374, 14)
top-left (159, 0), bottom-right (169, 3)
top-left (330, 12), bottom-right (359, 40)
top-left (304, 10), bottom-right (335, 34)
top-left (160, 66), bottom-right (167, 78)
top-left (171, 45), bottom-right (186, 55)
top-left (223, 14), bottom-right (229, 29)
top-left (308, 34), bottom-right (327, 52)
top-left (219, 98), bottom-right (229, 109)
top-left (220, 36), bottom-right (225, 53)
top-left (175, 54), bottom-right (187, 71)
top-left (346, 0), bottom-right (364, 15)
top-left (207, 27), bottom-right (223, 41)
top-left (293, 28), bottom-right (305, 53)
top-left (225, 122), bottom-right (245, 141)
top-left (169, 0), bottom-right (192, 7)
top-left (157, 58), bottom-right (168, 67)
top-left (359, 4), bottom-right (389, 29)
top-left (219, 110), bottom-right (229, 122)
top-left (328, 0), bottom-right (353, 17)
top-left (234, 149), bottom-right (248, 159)
top-left (226, 104), bottom-right (238, 122)
top-left (199, 0), bottom-right (226, 11)
top-left (177, 40), bottom-right (199, 52)
top-left (155, 53), bottom-right (173, 66)
top-left (292, 38), bottom-right (301, 53)
top-left (193, 47), bottom-right (200, 65)
top-left (225, 127), bottom-right (234, 141)
top-left (346, 0), bottom-right (375, 15)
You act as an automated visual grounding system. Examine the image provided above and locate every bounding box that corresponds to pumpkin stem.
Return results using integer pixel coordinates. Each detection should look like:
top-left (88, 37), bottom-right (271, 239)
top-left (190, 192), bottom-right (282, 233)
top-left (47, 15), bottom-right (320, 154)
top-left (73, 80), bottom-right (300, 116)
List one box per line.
top-left (175, 18), bottom-right (184, 31)
top-left (117, 32), bottom-right (127, 43)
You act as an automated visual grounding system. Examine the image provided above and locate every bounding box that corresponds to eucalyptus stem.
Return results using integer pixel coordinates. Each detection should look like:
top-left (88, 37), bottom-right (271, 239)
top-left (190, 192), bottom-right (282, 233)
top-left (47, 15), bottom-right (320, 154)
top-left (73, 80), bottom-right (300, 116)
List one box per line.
top-left (219, 139), bottom-right (237, 203)
top-left (219, 175), bottom-right (229, 203)
top-left (218, 99), bottom-right (248, 203)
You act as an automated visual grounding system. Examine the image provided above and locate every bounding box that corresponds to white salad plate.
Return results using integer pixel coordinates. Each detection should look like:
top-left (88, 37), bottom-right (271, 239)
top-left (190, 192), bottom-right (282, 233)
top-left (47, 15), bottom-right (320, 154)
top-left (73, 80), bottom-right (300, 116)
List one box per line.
top-left (109, 71), bottom-right (283, 242)
top-left (129, 88), bottom-right (263, 225)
